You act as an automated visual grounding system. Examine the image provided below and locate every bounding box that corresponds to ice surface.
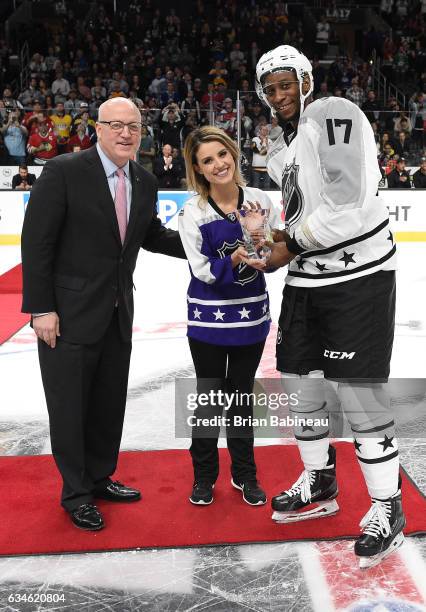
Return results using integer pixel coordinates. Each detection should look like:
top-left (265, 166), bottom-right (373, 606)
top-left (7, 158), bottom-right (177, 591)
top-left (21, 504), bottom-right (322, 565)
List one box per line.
top-left (0, 243), bottom-right (425, 611)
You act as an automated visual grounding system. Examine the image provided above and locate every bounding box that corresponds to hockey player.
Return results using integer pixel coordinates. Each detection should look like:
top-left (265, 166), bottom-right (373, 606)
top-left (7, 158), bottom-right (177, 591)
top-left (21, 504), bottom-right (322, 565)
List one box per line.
top-left (254, 45), bottom-right (405, 569)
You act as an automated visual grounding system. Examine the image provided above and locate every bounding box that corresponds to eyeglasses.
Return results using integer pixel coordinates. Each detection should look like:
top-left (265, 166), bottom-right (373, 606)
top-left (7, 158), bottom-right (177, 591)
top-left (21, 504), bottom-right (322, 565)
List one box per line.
top-left (98, 120), bottom-right (142, 133)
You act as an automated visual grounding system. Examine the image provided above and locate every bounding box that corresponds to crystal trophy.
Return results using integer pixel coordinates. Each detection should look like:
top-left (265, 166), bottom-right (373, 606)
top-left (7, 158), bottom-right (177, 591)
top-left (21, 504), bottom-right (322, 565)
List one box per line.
top-left (238, 204), bottom-right (273, 260)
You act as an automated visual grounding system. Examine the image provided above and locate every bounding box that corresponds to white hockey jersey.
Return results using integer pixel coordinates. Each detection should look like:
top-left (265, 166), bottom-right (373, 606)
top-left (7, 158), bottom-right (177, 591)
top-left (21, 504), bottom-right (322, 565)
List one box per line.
top-left (267, 96), bottom-right (396, 287)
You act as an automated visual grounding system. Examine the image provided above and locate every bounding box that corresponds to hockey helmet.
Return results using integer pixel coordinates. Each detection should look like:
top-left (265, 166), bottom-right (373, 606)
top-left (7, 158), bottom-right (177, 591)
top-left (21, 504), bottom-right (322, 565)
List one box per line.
top-left (255, 45), bottom-right (314, 117)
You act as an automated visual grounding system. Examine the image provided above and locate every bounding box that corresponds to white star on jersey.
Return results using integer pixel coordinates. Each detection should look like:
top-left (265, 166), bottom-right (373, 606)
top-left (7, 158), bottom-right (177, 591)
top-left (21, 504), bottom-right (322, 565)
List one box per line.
top-left (213, 308), bottom-right (225, 321)
top-left (238, 307), bottom-right (251, 319)
top-left (193, 307), bottom-right (202, 320)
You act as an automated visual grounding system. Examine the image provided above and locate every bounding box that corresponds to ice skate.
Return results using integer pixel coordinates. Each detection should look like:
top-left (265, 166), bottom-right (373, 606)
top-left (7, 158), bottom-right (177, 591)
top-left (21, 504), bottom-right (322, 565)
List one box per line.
top-left (355, 490), bottom-right (406, 569)
top-left (272, 445), bottom-right (339, 523)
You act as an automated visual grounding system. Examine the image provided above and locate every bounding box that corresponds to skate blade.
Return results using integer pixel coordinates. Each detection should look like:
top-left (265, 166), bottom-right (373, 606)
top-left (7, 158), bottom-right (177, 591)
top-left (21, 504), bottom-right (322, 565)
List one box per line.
top-left (358, 532), bottom-right (405, 570)
top-left (272, 499), bottom-right (340, 523)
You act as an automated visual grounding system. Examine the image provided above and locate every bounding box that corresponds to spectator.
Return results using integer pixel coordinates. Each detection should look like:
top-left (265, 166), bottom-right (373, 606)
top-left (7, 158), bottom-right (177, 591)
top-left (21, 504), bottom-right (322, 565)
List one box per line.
top-left (160, 107), bottom-right (183, 149)
top-left (45, 46), bottom-right (60, 72)
top-left (248, 101), bottom-right (265, 130)
top-left (180, 115), bottom-right (198, 149)
top-left (382, 97), bottom-right (400, 132)
top-left (153, 143), bottom-right (183, 188)
top-left (22, 101), bottom-right (43, 132)
top-left (91, 77), bottom-right (107, 102)
top-left (44, 95), bottom-right (55, 114)
top-left (208, 60), bottom-right (228, 82)
top-left (160, 82), bottom-right (181, 107)
top-left (340, 59), bottom-right (357, 91)
top-left (412, 158), bottom-right (426, 188)
top-left (387, 158), bottom-right (412, 188)
top-left (27, 119), bottom-right (58, 165)
top-left (192, 78), bottom-right (204, 104)
top-left (201, 82), bottom-right (223, 118)
top-left (229, 42), bottom-right (245, 71)
top-left (50, 102), bottom-right (72, 154)
top-left (378, 142), bottom-right (395, 170)
top-left (346, 77), bottom-right (365, 108)
top-left (315, 82), bottom-right (332, 100)
top-left (181, 90), bottom-right (201, 122)
top-left (148, 67), bottom-right (166, 97)
top-left (28, 109), bottom-right (54, 136)
top-left (18, 78), bottom-right (43, 107)
top-left (315, 15), bottom-right (330, 59)
top-left (394, 113), bottom-right (413, 136)
top-left (2, 86), bottom-right (23, 113)
top-left (137, 125), bottom-right (155, 172)
top-left (38, 78), bottom-right (52, 102)
top-left (172, 146), bottom-right (186, 187)
top-left (251, 125), bottom-right (272, 189)
top-left (268, 116), bottom-right (283, 142)
top-left (51, 71), bottom-right (71, 102)
top-left (64, 88), bottom-right (80, 118)
top-left (409, 93), bottom-right (425, 150)
top-left (0, 110), bottom-right (28, 164)
top-left (66, 122), bottom-right (93, 152)
top-left (72, 105), bottom-right (96, 133)
top-left (12, 164), bottom-right (37, 190)
top-left (215, 98), bottom-right (237, 137)
top-left (76, 76), bottom-right (92, 101)
top-left (393, 131), bottom-right (412, 159)
top-left (362, 90), bottom-right (381, 124)
top-left (385, 154), bottom-right (399, 177)
top-left (312, 60), bottom-right (327, 94)
top-left (110, 71), bottom-right (129, 95)
top-left (29, 53), bottom-right (47, 76)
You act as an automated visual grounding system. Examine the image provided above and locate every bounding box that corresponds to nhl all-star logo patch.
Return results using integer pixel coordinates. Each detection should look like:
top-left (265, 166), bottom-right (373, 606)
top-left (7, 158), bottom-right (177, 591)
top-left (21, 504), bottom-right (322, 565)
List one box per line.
top-left (217, 239), bottom-right (258, 286)
top-left (282, 161), bottom-right (305, 232)
top-left (277, 326), bottom-right (282, 345)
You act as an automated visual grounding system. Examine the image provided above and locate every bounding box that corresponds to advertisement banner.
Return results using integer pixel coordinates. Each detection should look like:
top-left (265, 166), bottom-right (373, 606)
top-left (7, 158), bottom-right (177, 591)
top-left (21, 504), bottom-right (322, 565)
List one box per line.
top-left (1, 190), bottom-right (426, 245)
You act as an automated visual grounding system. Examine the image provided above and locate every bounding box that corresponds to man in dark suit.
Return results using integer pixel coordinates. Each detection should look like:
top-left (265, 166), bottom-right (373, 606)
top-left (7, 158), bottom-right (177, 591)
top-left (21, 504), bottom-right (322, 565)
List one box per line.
top-left (153, 143), bottom-right (183, 188)
top-left (21, 98), bottom-right (186, 531)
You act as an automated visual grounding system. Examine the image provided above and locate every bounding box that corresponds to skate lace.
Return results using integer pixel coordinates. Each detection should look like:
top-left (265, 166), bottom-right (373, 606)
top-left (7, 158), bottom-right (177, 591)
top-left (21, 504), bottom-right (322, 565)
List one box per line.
top-left (359, 499), bottom-right (392, 538)
top-left (285, 470), bottom-right (316, 503)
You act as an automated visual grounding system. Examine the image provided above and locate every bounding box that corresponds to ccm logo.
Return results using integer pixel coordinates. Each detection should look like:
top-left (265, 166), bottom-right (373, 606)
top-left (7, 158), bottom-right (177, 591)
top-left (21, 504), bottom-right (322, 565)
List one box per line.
top-left (324, 349), bottom-right (356, 360)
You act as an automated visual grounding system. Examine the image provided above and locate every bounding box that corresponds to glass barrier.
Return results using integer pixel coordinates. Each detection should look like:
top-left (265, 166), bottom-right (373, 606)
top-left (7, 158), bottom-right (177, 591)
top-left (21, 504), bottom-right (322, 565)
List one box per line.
top-left (1, 93), bottom-right (424, 191)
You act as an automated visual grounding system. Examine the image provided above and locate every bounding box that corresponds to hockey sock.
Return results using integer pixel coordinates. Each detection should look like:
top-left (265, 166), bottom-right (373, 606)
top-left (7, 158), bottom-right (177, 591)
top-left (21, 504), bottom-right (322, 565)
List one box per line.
top-left (282, 371), bottom-right (330, 470)
top-left (338, 382), bottom-right (399, 499)
top-left (354, 436), bottom-right (399, 499)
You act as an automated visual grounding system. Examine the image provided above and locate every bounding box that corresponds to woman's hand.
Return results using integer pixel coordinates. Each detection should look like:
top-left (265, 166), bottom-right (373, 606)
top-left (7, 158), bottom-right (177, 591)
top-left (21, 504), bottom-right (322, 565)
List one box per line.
top-left (231, 246), bottom-right (267, 270)
top-left (231, 245), bottom-right (249, 267)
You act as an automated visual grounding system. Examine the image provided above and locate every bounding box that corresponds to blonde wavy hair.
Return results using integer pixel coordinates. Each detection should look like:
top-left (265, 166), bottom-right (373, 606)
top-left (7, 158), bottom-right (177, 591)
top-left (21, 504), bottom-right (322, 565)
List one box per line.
top-left (183, 126), bottom-right (246, 201)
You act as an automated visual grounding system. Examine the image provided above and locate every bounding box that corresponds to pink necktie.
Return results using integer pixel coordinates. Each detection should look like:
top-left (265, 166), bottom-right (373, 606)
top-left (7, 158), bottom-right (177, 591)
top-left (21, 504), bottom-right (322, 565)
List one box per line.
top-left (115, 168), bottom-right (128, 244)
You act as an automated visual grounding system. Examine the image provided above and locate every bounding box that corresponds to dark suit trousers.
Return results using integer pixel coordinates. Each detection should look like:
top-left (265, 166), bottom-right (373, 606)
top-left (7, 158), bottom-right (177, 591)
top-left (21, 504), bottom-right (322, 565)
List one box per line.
top-left (38, 310), bottom-right (132, 511)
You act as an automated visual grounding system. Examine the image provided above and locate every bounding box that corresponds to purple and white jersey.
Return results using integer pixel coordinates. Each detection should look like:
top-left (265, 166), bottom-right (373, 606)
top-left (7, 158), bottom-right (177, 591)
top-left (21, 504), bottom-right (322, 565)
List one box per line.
top-left (178, 186), bottom-right (281, 346)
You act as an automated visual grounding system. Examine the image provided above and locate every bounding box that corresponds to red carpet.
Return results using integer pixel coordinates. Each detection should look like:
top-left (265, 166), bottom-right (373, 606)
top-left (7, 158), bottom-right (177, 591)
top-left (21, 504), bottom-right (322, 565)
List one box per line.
top-left (1, 443), bottom-right (425, 557)
top-left (0, 264), bottom-right (29, 344)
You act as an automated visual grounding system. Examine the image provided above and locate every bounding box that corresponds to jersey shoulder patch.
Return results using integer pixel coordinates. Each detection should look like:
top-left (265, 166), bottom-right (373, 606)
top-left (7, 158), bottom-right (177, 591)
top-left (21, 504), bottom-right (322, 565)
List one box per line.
top-left (304, 97), bottom-right (360, 128)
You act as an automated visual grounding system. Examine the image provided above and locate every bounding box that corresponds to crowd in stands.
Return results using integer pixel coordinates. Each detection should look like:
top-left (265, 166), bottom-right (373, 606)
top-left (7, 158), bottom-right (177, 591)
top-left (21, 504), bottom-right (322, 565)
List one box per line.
top-left (0, 0), bottom-right (425, 189)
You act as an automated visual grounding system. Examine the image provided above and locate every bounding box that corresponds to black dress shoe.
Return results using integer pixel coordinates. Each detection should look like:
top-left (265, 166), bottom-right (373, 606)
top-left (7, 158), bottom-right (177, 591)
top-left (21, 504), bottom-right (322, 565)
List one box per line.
top-left (69, 503), bottom-right (104, 531)
top-left (95, 480), bottom-right (141, 502)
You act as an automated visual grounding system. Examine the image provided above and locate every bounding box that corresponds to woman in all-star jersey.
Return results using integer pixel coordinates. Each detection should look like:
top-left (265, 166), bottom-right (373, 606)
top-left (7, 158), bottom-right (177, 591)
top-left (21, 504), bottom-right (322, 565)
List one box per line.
top-left (179, 126), bottom-right (279, 507)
